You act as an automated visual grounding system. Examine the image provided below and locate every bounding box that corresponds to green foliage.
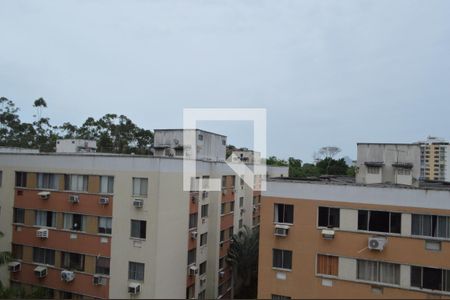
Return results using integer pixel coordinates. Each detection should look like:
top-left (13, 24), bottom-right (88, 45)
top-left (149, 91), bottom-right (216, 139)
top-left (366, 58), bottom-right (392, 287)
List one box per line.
top-left (266, 156), bottom-right (288, 166)
top-left (316, 157), bottom-right (349, 175)
top-left (227, 226), bottom-right (259, 299)
top-left (0, 97), bottom-right (153, 154)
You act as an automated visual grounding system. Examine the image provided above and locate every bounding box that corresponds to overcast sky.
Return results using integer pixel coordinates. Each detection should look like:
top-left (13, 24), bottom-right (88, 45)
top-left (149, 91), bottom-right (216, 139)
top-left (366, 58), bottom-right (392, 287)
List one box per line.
top-left (1, 0), bottom-right (449, 162)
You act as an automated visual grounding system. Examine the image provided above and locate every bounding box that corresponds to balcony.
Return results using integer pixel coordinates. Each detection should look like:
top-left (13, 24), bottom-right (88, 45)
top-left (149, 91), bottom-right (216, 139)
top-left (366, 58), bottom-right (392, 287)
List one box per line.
top-left (14, 189), bottom-right (112, 217)
top-left (13, 226), bottom-right (110, 257)
top-left (11, 262), bottom-right (108, 299)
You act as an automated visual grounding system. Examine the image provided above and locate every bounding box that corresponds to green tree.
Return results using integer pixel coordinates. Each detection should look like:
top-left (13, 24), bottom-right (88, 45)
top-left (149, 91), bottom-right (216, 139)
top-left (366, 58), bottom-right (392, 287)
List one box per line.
top-left (266, 156), bottom-right (288, 166)
top-left (288, 157), bottom-right (302, 177)
top-left (316, 157), bottom-right (349, 175)
top-left (227, 226), bottom-right (259, 299)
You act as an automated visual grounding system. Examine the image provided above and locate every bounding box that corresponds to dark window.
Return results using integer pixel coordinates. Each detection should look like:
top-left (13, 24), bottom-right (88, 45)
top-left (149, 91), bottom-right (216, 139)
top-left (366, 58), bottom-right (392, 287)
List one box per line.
top-left (274, 204), bottom-right (294, 224)
top-left (128, 262), bottom-right (145, 281)
top-left (358, 210), bottom-right (401, 233)
top-left (61, 252), bottom-right (85, 271)
top-left (15, 172), bottom-right (27, 187)
top-left (98, 217), bottom-right (112, 234)
top-left (412, 214), bottom-right (450, 239)
top-left (189, 213), bottom-right (198, 229)
top-left (96, 257), bottom-right (110, 275)
top-left (318, 207), bottom-right (340, 228)
top-left (220, 230), bottom-right (225, 242)
top-left (272, 249), bottom-right (292, 270)
top-left (32, 247), bottom-right (55, 265)
top-left (201, 204), bottom-right (209, 218)
top-left (187, 249), bottom-right (196, 265)
top-left (411, 266), bottom-right (450, 291)
top-left (131, 220), bottom-right (146, 239)
top-left (423, 267), bottom-right (442, 290)
top-left (12, 244), bottom-right (23, 259)
top-left (13, 208), bottom-right (25, 224)
top-left (199, 261), bottom-right (207, 275)
top-left (200, 233), bottom-right (208, 246)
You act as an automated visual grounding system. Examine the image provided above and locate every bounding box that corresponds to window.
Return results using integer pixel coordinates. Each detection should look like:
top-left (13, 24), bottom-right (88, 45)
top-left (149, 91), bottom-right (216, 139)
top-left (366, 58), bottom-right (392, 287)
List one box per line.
top-left (61, 252), bottom-right (85, 271)
top-left (239, 219), bottom-right (243, 228)
top-left (198, 290), bottom-right (206, 300)
top-left (35, 211), bottom-right (56, 227)
top-left (219, 257), bottom-right (225, 270)
top-left (100, 176), bottom-right (114, 193)
top-left (13, 208), bottom-right (25, 224)
top-left (397, 168), bottom-right (411, 175)
top-left (132, 177), bottom-right (148, 197)
top-left (187, 249), bottom-right (196, 265)
top-left (274, 204), bottom-right (294, 224)
top-left (200, 233), bottom-right (208, 247)
top-left (318, 207), bottom-right (340, 228)
top-left (186, 285), bottom-right (195, 299)
top-left (15, 172), bottom-right (27, 187)
top-left (230, 201), bottom-right (235, 212)
top-left (239, 197), bottom-right (244, 208)
top-left (198, 134), bottom-right (203, 141)
top-left (189, 213), bottom-right (198, 229)
top-left (412, 214), bottom-right (450, 239)
top-left (37, 173), bottom-right (59, 190)
top-left (411, 266), bottom-right (450, 292)
top-left (0, 170), bottom-right (2, 187)
top-left (358, 210), bottom-right (401, 234)
top-left (64, 175), bottom-right (88, 192)
top-left (98, 217), bottom-right (112, 234)
top-left (272, 295), bottom-right (291, 300)
top-left (220, 230), bottom-right (225, 243)
top-left (221, 203), bottom-right (226, 215)
top-left (316, 254), bottom-right (338, 276)
top-left (222, 176), bottom-right (227, 188)
top-left (272, 249), bottom-right (292, 270)
top-left (33, 247), bottom-right (55, 265)
top-left (201, 204), bottom-right (208, 218)
top-left (128, 262), bottom-right (145, 281)
top-left (357, 259), bottom-right (400, 285)
top-left (12, 244), bottom-right (23, 259)
top-left (131, 220), bottom-right (147, 239)
top-left (228, 227), bottom-right (234, 239)
top-left (199, 261), bottom-right (207, 275)
top-left (222, 139), bottom-right (226, 146)
top-left (240, 176), bottom-right (244, 186)
top-left (96, 257), bottom-right (110, 275)
top-left (367, 167), bottom-right (380, 174)
top-left (63, 213), bottom-right (85, 231)
top-left (202, 175), bottom-right (210, 189)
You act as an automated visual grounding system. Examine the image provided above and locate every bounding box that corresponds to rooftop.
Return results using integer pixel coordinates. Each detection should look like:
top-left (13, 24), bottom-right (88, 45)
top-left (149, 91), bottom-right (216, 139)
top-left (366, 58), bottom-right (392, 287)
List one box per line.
top-left (269, 175), bottom-right (450, 191)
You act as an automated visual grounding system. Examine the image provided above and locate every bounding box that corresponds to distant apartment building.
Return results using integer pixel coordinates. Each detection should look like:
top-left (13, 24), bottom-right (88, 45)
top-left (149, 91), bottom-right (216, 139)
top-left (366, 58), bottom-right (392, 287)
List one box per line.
top-left (416, 136), bottom-right (450, 182)
top-left (258, 143), bottom-right (450, 299)
top-left (0, 130), bottom-right (278, 299)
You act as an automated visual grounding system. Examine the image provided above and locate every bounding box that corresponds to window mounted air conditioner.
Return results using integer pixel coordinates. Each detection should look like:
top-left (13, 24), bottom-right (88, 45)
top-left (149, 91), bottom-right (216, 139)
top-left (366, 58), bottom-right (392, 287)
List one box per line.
top-left (61, 270), bottom-right (75, 282)
top-left (219, 271), bottom-right (225, 278)
top-left (69, 195), bottom-right (79, 204)
top-left (189, 265), bottom-right (198, 276)
top-left (274, 224), bottom-right (289, 237)
top-left (133, 199), bottom-right (143, 208)
top-left (93, 274), bottom-right (107, 285)
top-left (8, 261), bottom-right (21, 272)
top-left (368, 237), bottom-right (387, 251)
top-left (321, 229), bottom-right (335, 240)
top-left (99, 197), bottom-right (109, 205)
top-left (34, 266), bottom-right (48, 278)
top-left (128, 282), bottom-right (141, 294)
top-left (36, 228), bottom-right (49, 239)
top-left (38, 191), bottom-right (50, 200)
top-left (191, 231), bottom-right (198, 240)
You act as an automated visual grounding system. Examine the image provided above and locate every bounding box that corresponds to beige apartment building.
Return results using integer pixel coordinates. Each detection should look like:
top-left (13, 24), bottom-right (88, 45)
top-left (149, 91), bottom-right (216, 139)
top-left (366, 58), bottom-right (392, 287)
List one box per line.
top-left (416, 136), bottom-right (450, 182)
top-left (258, 143), bottom-right (450, 299)
top-left (0, 130), bottom-right (285, 299)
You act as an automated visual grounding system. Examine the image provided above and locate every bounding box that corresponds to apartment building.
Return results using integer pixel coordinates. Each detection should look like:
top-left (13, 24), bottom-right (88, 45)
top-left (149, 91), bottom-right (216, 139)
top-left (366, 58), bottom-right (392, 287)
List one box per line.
top-left (0, 130), bottom-right (273, 299)
top-left (258, 143), bottom-right (450, 299)
top-left (416, 136), bottom-right (450, 182)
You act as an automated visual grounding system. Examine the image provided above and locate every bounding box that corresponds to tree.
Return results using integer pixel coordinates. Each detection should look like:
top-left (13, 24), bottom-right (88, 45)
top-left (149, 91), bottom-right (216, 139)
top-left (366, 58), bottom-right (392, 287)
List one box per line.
top-left (316, 157), bottom-right (349, 175)
top-left (227, 226), bottom-right (259, 299)
top-left (288, 157), bottom-right (302, 177)
top-left (266, 156), bottom-right (288, 167)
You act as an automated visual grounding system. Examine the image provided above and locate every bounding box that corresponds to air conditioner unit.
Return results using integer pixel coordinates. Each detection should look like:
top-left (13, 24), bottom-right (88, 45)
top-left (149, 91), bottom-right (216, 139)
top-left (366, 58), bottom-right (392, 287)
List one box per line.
top-left (36, 228), bottom-right (49, 239)
top-left (274, 224), bottom-right (289, 237)
top-left (133, 199), bottom-right (143, 208)
top-left (219, 271), bottom-right (225, 278)
top-left (368, 237), bottom-right (387, 251)
top-left (321, 229), bottom-right (335, 240)
top-left (99, 197), bottom-right (109, 205)
top-left (34, 266), bottom-right (48, 278)
top-left (69, 195), bottom-right (79, 204)
top-left (93, 274), bottom-right (107, 285)
top-left (61, 270), bottom-right (75, 282)
top-left (8, 261), bottom-right (21, 272)
top-left (189, 265), bottom-right (198, 276)
top-left (38, 191), bottom-right (50, 200)
top-left (191, 231), bottom-right (198, 240)
top-left (128, 282), bottom-right (141, 294)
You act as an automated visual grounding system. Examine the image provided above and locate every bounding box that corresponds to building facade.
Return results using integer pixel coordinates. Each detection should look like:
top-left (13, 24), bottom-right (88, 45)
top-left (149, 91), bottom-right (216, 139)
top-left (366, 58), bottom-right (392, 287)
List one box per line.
top-left (416, 136), bottom-right (450, 182)
top-left (0, 131), bottom-right (264, 299)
